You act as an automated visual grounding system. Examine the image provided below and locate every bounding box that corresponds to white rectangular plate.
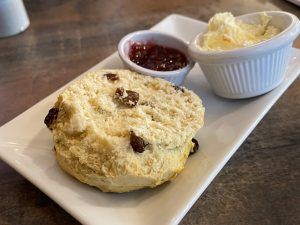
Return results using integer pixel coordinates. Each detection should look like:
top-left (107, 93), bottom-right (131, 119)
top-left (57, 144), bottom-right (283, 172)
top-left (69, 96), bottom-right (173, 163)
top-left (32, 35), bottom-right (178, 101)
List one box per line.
top-left (0, 14), bottom-right (300, 225)
top-left (286, 0), bottom-right (300, 7)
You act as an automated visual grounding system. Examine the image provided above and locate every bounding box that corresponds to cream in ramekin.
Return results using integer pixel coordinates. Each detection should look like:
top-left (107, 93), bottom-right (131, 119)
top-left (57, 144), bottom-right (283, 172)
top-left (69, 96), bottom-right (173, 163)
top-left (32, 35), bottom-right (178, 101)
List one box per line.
top-left (189, 11), bottom-right (300, 99)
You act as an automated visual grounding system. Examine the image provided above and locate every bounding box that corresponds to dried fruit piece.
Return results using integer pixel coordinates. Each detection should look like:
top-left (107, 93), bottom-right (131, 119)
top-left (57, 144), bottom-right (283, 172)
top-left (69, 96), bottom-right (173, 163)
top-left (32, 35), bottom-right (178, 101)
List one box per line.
top-left (104, 73), bottom-right (119, 81)
top-left (115, 87), bottom-right (139, 107)
top-left (189, 138), bottom-right (199, 156)
top-left (130, 131), bottom-right (146, 153)
top-left (173, 85), bottom-right (185, 93)
top-left (44, 107), bottom-right (59, 130)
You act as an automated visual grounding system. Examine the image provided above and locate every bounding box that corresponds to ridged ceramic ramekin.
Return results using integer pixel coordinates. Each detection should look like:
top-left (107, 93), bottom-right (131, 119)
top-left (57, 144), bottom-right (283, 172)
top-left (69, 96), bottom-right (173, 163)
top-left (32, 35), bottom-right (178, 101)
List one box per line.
top-left (188, 11), bottom-right (300, 99)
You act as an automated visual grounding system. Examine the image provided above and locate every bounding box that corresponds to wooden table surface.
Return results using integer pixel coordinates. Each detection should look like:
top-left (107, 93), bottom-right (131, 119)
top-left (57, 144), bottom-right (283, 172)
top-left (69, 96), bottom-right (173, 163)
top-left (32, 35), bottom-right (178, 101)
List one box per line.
top-left (0, 0), bottom-right (299, 224)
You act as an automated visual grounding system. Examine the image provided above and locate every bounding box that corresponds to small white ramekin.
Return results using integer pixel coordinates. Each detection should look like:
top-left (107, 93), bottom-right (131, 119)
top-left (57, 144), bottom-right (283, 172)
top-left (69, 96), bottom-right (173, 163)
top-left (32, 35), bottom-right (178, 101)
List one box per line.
top-left (118, 30), bottom-right (194, 85)
top-left (188, 11), bottom-right (300, 99)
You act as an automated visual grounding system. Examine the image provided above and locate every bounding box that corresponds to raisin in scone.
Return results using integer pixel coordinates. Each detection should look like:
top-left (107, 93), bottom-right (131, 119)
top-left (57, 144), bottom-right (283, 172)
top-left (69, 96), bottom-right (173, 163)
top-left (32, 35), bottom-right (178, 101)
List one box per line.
top-left (45, 69), bottom-right (205, 192)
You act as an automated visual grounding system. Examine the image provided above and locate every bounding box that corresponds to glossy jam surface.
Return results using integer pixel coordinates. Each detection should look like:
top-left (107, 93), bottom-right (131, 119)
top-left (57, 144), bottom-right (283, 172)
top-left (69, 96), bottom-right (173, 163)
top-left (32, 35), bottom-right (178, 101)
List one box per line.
top-left (128, 42), bottom-right (188, 71)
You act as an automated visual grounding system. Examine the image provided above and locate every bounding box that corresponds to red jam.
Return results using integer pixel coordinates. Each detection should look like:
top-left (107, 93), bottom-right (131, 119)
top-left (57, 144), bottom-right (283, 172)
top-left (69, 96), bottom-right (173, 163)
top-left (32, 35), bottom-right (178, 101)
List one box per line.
top-left (128, 42), bottom-right (188, 71)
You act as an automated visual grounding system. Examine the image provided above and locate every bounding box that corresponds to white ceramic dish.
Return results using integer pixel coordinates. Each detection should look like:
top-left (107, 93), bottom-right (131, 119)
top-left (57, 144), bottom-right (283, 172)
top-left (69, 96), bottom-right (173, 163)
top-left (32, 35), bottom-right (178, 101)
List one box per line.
top-left (189, 11), bottom-right (300, 99)
top-left (0, 0), bottom-right (30, 37)
top-left (0, 14), bottom-right (299, 225)
top-left (118, 30), bottom-right (194, 85)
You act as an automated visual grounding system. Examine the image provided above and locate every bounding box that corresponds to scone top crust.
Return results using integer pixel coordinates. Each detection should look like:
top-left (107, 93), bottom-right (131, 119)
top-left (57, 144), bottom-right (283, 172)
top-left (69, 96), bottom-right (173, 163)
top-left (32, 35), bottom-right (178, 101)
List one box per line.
top-left (49, 69), bottom-right (204, 191)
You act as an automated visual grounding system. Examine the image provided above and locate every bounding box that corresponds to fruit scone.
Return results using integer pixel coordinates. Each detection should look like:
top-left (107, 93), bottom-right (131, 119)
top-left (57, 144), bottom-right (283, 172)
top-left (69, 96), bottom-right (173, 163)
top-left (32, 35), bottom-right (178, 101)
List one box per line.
top-left (44, 69), bottom-right (205, 193)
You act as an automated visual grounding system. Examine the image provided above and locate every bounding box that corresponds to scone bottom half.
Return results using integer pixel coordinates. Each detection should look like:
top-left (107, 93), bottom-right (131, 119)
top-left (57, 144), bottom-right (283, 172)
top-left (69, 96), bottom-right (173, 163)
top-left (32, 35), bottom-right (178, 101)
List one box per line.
top-left (44, 69), bottom-right (205, 193)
